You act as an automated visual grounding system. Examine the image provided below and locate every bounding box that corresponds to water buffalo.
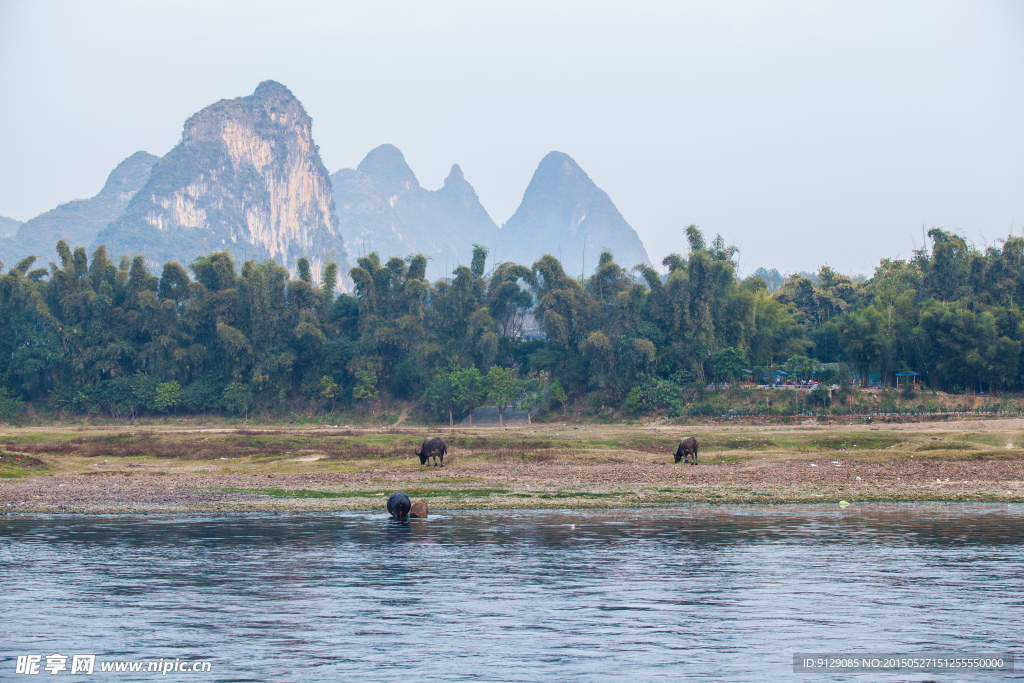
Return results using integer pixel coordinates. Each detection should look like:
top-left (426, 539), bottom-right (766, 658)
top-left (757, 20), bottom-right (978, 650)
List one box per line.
top-left (409, 500), bottom-right (429, 518)
top-left (387, 492), bottom-right (411, 519)
top-left (674, 436), bottom-right (699, 464)
top-left (416, 437), bottom-right (447, 467)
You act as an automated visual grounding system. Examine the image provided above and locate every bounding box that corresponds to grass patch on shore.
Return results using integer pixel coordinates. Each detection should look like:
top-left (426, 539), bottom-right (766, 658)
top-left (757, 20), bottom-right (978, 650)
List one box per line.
top-left (916, 440), bottom-right (978, 451)
top-left (708, 437), bottom-right (778, 450)
top-left (1, 420), bottom-right (1023, 480)
top-left (0, 453), bottom-right (50, 478)
top-left (805, 434), bottom-right (904, 450)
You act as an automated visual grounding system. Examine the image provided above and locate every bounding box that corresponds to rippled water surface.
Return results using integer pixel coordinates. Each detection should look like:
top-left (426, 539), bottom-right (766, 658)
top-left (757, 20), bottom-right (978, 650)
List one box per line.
top-left (2, 504), bottom-right (1023, 681)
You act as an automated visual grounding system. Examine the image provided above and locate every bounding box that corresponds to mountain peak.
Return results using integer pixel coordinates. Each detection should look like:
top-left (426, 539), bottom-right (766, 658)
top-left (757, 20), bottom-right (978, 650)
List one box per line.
top-left (0, 150), bottom-right (158, 265)
top-left (97, 82), bottom-right (344, 278)
top-left (528, 151), bottom-right (595, 195)
top-left (437, 162), bottom-right (486, 210)
top-left (334, 150), bottom-right (498, 278)
top-left (252, 80), bottom-right (295, 102)
top-left (99, 151), bottom-right (159, 196)
top-left (538, 150), bottom-right (578, 170)
top-left (251, 80), bottom-right (309, 123)
top-left (357, 144), bottom-right (420, 199)
top-left (444, 163), bottom-right (466, 187)
top-left (184, 81), bottom-right (310, 147)
top-left (499, 151), bottom-right (650, 273)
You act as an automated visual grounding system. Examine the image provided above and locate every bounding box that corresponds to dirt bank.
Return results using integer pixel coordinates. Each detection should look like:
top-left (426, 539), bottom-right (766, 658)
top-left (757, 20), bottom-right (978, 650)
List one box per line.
top-left (2, 457), bottom-right (1021, 514)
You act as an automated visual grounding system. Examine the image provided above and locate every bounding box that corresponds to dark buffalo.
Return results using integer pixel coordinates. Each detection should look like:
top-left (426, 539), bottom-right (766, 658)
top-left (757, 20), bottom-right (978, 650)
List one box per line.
top-left (416, 437), bottom-right (447, 467)
top-left (387, 492), bottom-right (411, 519)
top-left (674, 437), bottom-right (699, 464)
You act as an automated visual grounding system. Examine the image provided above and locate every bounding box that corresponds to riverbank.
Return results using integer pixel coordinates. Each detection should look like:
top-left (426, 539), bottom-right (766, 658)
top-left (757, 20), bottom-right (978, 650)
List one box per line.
top-left (1, 420), bottom-right (1022, 513)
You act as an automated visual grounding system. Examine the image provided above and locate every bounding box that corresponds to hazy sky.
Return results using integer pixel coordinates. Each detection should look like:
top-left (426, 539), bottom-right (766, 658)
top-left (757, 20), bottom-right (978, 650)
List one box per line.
top-left (1, 0), bottom-right (1022, 276)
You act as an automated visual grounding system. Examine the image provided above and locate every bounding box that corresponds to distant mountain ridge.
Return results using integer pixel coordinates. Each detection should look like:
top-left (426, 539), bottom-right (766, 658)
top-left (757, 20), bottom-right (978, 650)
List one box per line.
top-left (333, 146), bottom-right (649, 277)
top-left (332, 144), bottom-right (499, 275)
top-left (95, 81), bottom-right (347, 279)
top-left (3, 81), bottom-right (651, 283)
top-left (497, 151), bottom-right (650, 275)
top-left (0, 215), bottom-right (23, 239)
top-left (0, 151), bottom-right (157, 266)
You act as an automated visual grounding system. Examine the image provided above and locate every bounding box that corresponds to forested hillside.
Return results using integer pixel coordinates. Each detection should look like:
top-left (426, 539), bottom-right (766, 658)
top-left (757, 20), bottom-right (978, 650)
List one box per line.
top-left (0, 226), bottom-right (1021, 420)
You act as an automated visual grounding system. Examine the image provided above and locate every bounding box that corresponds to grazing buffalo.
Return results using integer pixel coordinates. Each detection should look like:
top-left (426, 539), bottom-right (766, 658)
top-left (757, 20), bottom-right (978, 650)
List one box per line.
top-left (387, 492), bottom-right (411, 519)
top-left (674, 437), bottom-right (699, 465)
top-left (409, 500), bottom-right (429, 518)
top-left (416, 437), bottom-right (447, 467)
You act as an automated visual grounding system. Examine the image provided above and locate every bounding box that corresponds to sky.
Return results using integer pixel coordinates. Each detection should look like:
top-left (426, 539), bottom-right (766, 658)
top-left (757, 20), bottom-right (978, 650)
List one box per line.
top-left (1, 0), bottom-right (1022, 277)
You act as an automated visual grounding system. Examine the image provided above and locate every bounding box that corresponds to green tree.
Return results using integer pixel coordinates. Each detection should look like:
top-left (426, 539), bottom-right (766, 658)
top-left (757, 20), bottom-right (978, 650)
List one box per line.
top-left (711, 347), bottom-right (747, 383)
top-left (423, 368), bottom-right (462, 425)
top-left (453, 366), bottom-right (485, 426)
top-left (350, 358), bottom-right (380, 404)
top-left (222, 381), bottom-right (254, 419)
top-left (549, 378), bottom-right (568, 413)
top-left (517, 374), bottom-right (544, 425)
top-left (484, 365), bottom-right (518, 427)
top-left (783, 355), bottom-right (820, 383)
top-left (318, 375), bottom-right (340, 412)
top-left (154, 381), bottom-right (182, 413)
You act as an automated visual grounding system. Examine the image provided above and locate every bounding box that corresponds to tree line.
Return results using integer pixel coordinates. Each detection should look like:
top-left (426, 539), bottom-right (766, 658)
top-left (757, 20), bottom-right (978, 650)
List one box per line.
top-left (0, 226), bottom-right (1021, 420)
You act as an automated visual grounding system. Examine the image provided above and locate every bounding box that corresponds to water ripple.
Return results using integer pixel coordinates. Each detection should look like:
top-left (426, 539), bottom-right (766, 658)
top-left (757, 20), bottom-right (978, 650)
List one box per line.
top-left (1, 504), bottom-right (1022, 681)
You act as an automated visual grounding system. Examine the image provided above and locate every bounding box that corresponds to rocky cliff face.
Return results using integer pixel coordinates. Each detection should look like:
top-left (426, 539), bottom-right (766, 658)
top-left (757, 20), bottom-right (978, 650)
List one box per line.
top-left (96, 81), bottom-right (346, 280)
top-left (0, 151), bottom-right (157, 266)
top-left (497, 152), bottom-right (650, 275)
top-left (332, 144), bottom-right (499, 277)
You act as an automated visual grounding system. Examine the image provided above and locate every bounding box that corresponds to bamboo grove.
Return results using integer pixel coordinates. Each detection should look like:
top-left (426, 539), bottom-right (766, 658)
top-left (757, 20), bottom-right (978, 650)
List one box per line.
top-left (1, 226), bottom-right (1023, 419)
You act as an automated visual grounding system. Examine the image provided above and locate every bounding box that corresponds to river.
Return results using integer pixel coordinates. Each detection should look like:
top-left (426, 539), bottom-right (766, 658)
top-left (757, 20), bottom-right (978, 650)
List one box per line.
top-left (2, 504), bottom-right (1022, 680)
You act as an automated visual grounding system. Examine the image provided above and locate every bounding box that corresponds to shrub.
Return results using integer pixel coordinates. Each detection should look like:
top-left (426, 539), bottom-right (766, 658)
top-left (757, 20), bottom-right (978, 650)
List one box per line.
top-left (222, 381), bottom-right (254, 417)
top-left (624, 376), bottom-right (686, 415)
top-left (0, 389), bottom-right (24, 420)
top-left (807, 385), bottom-right (832, 408)
top-left (154, 381), bottom-right (182, 412)
top-left (183, 379), bottom-right (221, 412)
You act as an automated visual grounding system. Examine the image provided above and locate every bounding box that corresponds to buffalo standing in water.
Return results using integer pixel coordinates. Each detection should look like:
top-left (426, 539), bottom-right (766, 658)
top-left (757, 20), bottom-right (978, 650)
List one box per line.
top-left (674, 437), bottom-right (699, 464)
top-left (416, 437), bottom-right (447, 467)
top-left (387, 492), bottom-right (411, 519)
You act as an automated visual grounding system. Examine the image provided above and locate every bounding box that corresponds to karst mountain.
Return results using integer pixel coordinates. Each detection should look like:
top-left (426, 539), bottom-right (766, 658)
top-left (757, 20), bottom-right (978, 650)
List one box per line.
top-left (333, 146), bottom-right (650, 277)
top-left (95, 81), bottom-right (345, 279)
top-left (0, 152), bottom-right (158, 267)
top-left (496, 151), bottom-right (650, 276)
top-left (2, 81), bottom-right (651, 283)
top-left (331, 144), bottom-right (499, 275)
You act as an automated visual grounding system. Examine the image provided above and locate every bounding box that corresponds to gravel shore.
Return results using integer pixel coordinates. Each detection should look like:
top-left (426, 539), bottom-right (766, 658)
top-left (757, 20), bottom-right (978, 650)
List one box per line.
top-left (3, 458), bottom-right (1022, 513)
